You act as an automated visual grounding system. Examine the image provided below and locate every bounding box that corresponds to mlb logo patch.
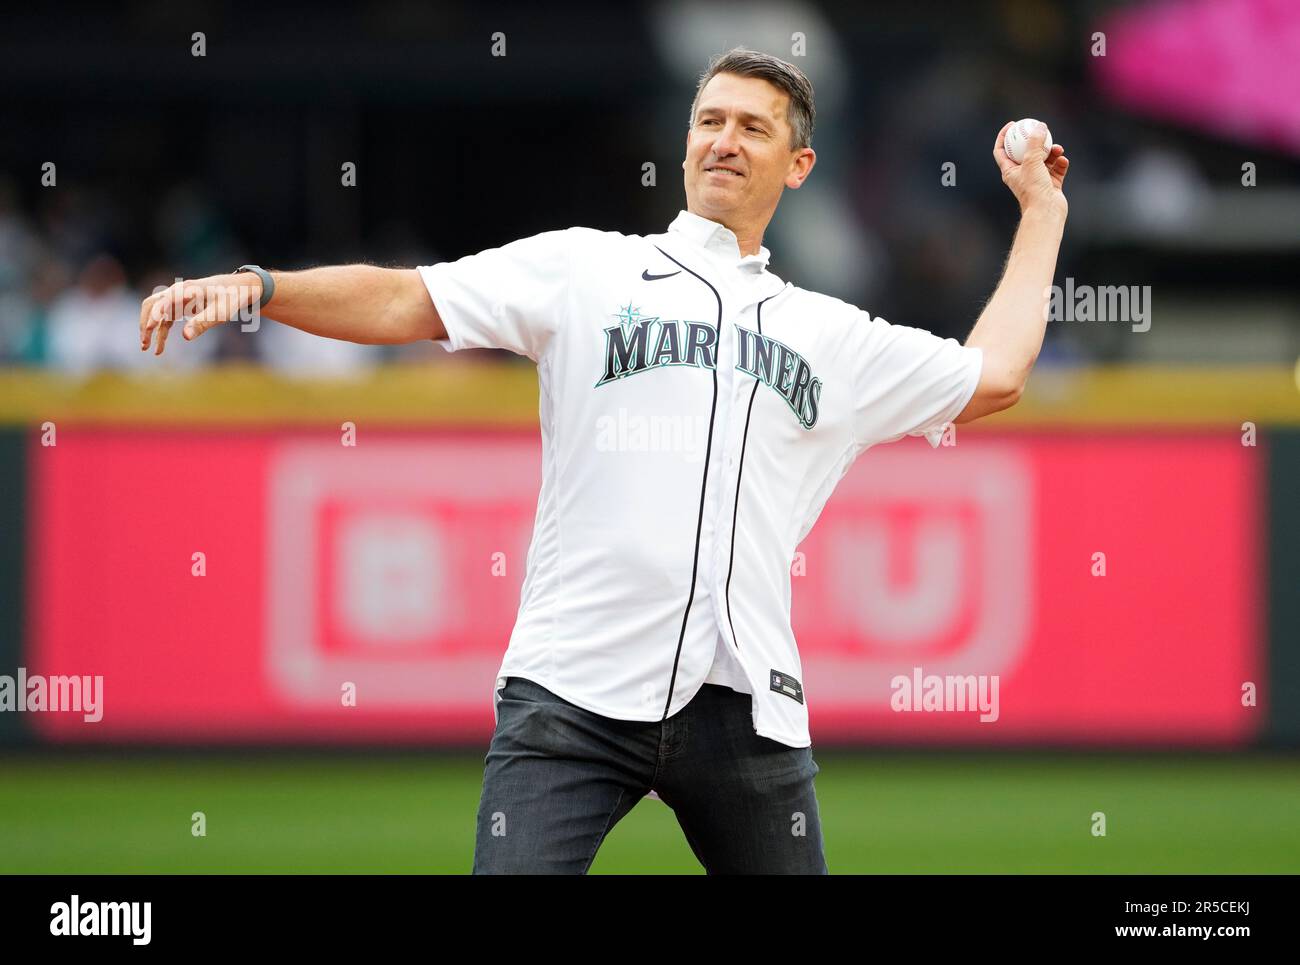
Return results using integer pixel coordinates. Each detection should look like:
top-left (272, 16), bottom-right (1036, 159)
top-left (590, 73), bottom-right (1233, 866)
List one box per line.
top-left (769, 669), bottom-right (804, 704)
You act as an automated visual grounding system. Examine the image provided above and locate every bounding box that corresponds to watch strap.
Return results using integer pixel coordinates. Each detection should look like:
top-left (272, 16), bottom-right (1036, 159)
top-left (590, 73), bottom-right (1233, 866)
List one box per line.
top-left (235, 264), bottom-right (275, 308)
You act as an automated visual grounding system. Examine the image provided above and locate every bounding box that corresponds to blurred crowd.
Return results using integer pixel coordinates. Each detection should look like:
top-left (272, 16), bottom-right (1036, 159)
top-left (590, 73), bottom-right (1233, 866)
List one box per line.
top-left (2, 0), bottom-right (1295, 376)
top-left (0, 177), bottom-right (436, 376)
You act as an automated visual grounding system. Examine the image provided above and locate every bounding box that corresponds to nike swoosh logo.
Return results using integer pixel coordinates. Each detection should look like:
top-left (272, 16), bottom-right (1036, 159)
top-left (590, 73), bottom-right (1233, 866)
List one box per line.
top-left (642, 269), bottom-right (681, 281)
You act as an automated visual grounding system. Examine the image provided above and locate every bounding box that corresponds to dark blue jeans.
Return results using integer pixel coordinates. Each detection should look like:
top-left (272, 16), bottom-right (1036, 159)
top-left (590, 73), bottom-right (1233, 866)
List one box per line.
top-left (472, 675), bottom-right (828, 874)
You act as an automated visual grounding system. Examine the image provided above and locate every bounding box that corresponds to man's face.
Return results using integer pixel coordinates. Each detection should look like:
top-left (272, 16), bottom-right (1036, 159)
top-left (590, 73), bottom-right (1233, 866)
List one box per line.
top-left (683, 72), bottom-right (814, 222)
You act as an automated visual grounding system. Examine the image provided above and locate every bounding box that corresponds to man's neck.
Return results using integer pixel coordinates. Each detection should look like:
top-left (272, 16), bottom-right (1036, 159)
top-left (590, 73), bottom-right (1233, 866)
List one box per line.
top-left (687, 205), bottom-right (768, 258)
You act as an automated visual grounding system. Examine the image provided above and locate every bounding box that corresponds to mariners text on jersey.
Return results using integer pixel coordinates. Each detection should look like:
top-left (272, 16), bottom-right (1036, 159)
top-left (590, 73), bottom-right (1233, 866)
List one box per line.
top-left (417, 210), bottom-right (982, 748)
top-left (597, 312), bottom-right (823, 429)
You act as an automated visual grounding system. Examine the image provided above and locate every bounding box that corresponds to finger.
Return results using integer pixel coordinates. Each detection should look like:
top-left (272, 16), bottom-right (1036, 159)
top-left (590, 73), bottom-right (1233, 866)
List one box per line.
top-left (142, 295), bottom-right (172, 352)
top-left (1021, 123), bottom-right (1051, 163)
top-left (992, 121), bottom-right (1017, 178)
top-left (992, 121), bottom-right (1013, 160)
top-left (992, 120), bottom-right (1013, 158)
top-left (153, 318), bottom-right (174, 355)
top-left (141, 292), bottom-right (166, 349)
top-left (143, 285), bottom-right (179, 344)
top-left (139, 294), bottom-right (157, 349)
top-left (1047, 144), bottom-right (1064, 161)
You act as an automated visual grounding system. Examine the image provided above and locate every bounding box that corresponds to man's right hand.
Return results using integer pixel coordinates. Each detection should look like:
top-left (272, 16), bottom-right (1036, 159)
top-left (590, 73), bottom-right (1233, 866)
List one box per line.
top-left (139, 272), bottom-right (264, 356)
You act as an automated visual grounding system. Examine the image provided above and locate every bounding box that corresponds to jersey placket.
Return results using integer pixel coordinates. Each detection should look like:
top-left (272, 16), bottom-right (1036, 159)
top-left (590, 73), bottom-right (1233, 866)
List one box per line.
top-left (706, 274), bottom-right (765, 666)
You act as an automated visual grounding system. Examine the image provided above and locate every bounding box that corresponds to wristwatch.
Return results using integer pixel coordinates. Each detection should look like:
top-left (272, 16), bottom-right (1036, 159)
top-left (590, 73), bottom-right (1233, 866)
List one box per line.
top-left (234, 264), bottom-right (275, 308)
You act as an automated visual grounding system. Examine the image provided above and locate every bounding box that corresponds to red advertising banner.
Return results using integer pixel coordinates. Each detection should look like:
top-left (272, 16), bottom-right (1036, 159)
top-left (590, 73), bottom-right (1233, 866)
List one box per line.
top-left (26, 428), bottom-right (1262, 745)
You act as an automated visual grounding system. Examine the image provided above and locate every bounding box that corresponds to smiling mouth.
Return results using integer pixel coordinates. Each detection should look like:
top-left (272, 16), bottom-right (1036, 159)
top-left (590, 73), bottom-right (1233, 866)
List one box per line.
top-left (705, 167), bottom-right (744, 178)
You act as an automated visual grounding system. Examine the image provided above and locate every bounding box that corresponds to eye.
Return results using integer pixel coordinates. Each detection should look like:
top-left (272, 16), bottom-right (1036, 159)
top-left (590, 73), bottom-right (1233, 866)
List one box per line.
top-left (746, 126), bottom-right (764, 134)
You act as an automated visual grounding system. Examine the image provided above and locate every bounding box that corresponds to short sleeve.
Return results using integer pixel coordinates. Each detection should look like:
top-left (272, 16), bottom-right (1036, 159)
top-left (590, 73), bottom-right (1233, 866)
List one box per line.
top-left (848, 310), bottom-right (984, 449)
top-left (416, 228), bottom-right (573, 362)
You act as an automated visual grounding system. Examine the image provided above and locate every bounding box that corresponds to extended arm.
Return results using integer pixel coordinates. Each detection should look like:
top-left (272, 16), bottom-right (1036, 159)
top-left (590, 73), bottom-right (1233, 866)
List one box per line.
top-left (139, 265), bottom-right (445, 355)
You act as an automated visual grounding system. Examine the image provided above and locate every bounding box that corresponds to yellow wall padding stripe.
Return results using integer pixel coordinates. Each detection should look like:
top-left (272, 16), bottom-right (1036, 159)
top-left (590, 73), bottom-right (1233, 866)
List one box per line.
top-left (1, 364), bottom-right (1297, 427)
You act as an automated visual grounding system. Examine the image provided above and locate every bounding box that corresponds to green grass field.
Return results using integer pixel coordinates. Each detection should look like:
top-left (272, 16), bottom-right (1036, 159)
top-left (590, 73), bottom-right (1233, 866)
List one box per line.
top-left (2, 753), bottom-right (1298, 873)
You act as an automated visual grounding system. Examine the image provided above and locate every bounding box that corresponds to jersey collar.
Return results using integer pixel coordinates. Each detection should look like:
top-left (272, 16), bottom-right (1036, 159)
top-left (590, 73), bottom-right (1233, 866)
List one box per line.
top-left (668, 210), bottom-right (772, 275)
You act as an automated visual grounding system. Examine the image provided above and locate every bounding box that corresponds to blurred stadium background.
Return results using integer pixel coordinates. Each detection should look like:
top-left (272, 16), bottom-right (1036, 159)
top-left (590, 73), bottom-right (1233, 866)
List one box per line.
top-left (1, 0), bottom-right (1298, 873)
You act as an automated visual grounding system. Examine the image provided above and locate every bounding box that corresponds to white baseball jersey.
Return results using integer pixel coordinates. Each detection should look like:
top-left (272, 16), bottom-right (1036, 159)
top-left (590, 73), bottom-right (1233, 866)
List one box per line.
top-left (417, 209), bottom-right (982, 748)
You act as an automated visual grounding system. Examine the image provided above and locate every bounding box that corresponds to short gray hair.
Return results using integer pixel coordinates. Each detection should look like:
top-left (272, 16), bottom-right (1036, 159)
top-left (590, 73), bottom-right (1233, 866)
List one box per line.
top-left (689, 47), bottom-right (816, 150)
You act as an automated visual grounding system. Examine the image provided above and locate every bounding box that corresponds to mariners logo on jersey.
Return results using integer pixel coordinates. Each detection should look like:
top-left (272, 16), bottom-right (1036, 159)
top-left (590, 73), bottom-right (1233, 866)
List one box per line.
top-left (595, 302), bottom-right (717, 388)
top-left (596, 301), bottom-right (823, 429)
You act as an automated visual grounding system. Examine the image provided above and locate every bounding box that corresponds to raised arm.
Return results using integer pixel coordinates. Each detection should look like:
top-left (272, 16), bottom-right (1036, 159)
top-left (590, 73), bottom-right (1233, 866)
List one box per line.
top-left (955, 121), bottom-right (1069, 423)
top-left (139, 265), bottom-right (445, 355)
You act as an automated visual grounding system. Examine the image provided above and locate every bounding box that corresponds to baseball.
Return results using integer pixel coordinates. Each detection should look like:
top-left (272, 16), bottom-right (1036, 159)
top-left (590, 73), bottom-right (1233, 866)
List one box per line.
top-left (1004, 118), bottom-right (1053, 164)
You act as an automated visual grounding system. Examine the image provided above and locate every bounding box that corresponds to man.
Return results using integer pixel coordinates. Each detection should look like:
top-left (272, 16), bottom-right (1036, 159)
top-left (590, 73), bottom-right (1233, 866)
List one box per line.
top-left (139, 48), bottom-right (1068, 874)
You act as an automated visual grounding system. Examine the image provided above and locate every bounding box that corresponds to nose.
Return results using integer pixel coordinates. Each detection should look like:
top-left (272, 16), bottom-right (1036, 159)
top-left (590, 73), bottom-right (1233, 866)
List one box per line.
top-left (710, 119), bottom-right (742, 159)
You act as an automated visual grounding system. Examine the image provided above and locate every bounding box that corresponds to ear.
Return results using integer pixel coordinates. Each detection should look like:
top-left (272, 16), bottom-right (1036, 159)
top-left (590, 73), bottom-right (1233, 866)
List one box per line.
top-left (785, 147), bottom-right (816, 189)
